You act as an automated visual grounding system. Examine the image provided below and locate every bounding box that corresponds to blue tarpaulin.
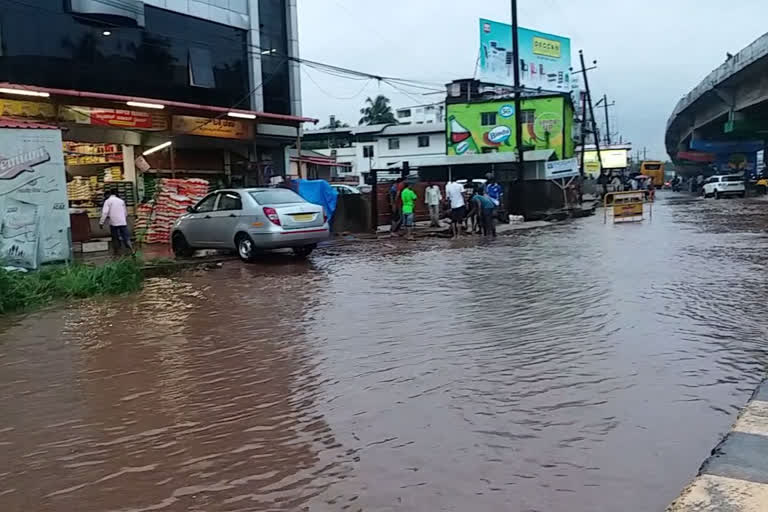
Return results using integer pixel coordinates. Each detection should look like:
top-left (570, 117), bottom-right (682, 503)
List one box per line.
top-left (292, 179), bottom-right (338, 219)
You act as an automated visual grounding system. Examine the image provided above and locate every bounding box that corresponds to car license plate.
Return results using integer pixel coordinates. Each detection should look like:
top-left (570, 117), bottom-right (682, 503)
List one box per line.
top-left (292, 214), bottom-right (314, 221)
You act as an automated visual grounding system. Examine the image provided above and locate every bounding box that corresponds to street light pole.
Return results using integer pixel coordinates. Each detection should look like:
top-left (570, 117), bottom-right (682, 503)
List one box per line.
top-left (511, 0), bottom-right (524, 178)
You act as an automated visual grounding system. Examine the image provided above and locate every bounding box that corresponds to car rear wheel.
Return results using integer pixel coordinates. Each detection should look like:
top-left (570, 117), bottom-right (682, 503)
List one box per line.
top-left (293, 245), bottom-right (315, 258)
top-left (172, 232), bottom-right (194, 258)
top-left (236, 234), bottom-right (256, 262)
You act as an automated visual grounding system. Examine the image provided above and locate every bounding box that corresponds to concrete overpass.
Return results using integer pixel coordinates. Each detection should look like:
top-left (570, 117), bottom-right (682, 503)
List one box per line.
top-left (666, 33), bottom-right (768, 176)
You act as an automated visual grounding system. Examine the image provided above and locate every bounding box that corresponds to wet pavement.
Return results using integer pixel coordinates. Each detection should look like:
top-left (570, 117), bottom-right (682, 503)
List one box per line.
top-left (2, 192), bottom-right (768, 512)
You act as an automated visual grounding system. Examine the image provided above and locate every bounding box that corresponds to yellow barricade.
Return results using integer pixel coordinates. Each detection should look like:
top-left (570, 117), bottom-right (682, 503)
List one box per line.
top-left (603, 191), bottom-right (652, 223)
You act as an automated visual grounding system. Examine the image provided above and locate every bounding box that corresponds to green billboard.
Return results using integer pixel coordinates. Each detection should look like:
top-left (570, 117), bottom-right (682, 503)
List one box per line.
top-left (446, 96), bottom-right (572, 159)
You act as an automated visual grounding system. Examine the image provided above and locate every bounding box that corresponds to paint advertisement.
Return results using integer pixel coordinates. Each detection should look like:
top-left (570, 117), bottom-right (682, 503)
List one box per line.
top-left (172, 115), bottom-right (253, 140)
top-left (446, 96), bottom-right (568, 158)
top-left (0, 128), bottom-right (70, 269)
top-left (479, 18), bottom-right (572, 92)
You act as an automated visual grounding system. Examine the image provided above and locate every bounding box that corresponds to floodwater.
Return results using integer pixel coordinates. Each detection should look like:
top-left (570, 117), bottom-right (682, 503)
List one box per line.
top-left (3, 193), bottom-right (768, 512)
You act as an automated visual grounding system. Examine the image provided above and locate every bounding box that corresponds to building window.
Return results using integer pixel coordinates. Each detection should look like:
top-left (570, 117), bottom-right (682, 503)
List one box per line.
top-left (520, 110), bottom-right (536, 124)
top-left (388, 138), bottom-right (400, 150)
top-left (481, 112), bottom-right (497, 126)
top-left (188, 47), bottom-right (216, 88)
top-left (363, 145), bottom-right (374, 158)
top-left (397, 109), bottom-right (411, 118)
top-left (418, 135), bottom-right (430, 148)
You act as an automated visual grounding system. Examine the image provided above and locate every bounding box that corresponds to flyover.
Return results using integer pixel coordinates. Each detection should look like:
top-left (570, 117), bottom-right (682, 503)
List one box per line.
top-left (665, 33), bottom-right (768, 177)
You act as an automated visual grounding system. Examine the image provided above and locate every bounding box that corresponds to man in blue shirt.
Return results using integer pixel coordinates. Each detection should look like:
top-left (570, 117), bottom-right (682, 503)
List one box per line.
top-left (486, 178), bottom-right (502, 207)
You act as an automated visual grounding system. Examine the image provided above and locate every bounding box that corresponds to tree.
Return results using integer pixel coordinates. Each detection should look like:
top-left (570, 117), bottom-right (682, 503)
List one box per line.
top-left (359, 95), bottom-right (398, 125)
top-left (321, 118), bottom-right (349, 129)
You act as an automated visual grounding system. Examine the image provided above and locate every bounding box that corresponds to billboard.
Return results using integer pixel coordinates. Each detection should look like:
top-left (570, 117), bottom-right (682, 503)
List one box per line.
top-left (479, 19), bottom-right (571, 92)
top-left (583, 149), bottom-right (629, 177)
top-left (446, 96), bottom-right (570, 158)
top-left (0, 128), bottom-right (70, 269)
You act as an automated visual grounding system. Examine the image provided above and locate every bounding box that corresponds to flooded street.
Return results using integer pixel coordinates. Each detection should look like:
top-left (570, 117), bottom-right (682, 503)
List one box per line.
top-left (4, 193), bottom-right (768, 512)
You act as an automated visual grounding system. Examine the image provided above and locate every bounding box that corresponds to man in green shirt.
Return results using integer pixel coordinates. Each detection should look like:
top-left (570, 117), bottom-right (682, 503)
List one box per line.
top-left (400, 182), bottom-right (418, 240)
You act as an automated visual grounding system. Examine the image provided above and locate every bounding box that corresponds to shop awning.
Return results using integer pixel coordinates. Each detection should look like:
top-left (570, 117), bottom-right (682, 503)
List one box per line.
top-left (0, 117), bottom-right (58, 130)
top-left (0, 82), bottom-right (318, 125)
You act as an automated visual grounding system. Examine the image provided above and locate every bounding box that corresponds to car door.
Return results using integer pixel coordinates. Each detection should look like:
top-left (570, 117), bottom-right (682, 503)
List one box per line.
top-left (208, 191), bottom-right (243, 247)
top-left (185, 192), bottom-right (219, 246)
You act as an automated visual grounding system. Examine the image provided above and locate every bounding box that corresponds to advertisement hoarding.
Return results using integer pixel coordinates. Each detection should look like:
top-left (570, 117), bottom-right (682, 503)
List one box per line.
top-left (0, 128), bottom-right (70, 269)
top-left (583, 149), bottom-right (629, 177)
top-left (60, 106), bottom-right (168, 131)
top-left (479, 18), bottom-right (571, 92)
top-left (446, 96), bottom-right (571, 159)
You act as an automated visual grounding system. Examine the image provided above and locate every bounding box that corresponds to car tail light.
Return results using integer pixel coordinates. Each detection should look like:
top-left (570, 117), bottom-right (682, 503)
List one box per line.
top-left (263, 207), bottom-right (281, 226)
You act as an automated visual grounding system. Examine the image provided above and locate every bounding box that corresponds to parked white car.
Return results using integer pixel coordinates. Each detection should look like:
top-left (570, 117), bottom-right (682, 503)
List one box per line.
top-left (172, 188), bottom-right (329, 261)
top-left (702, 175), bottom-right (745, 199)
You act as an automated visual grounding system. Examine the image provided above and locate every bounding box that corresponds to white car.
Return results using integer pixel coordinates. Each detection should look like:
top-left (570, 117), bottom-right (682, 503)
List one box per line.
top-left (331, 184), bottom-right (361, 195)
top-left (702, 175), bottom-right (745, 199)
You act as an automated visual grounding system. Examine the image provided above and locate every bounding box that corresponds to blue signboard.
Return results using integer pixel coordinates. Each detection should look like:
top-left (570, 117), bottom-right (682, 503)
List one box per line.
top-left (478, 19), bottom-right (572, 92)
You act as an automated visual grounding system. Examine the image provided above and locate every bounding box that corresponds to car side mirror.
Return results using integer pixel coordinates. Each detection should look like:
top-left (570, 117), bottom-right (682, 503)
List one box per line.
top-left (186, 206), bottom-right (194, 213)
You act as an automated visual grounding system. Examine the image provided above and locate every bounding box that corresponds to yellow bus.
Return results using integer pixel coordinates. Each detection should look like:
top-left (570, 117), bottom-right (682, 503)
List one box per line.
top-left (640, 161), bottom-right (665, 187)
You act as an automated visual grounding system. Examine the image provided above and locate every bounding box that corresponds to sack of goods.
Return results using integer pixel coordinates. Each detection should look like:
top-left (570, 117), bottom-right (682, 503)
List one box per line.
top-left (140, 178), bottom-right (209, 244)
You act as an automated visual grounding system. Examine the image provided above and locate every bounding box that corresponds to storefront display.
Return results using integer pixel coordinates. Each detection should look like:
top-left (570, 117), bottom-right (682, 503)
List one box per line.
top-left (135, 178), bottom-right (209, 244)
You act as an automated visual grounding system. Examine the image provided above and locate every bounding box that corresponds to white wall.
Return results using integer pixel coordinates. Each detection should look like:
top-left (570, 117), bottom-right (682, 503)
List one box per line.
top-left (315, 131), bottom-right (446, 182)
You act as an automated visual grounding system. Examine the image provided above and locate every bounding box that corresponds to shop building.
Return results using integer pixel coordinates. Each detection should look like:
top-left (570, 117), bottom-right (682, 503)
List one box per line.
top-left (0, 0), bottom-right (316, 248)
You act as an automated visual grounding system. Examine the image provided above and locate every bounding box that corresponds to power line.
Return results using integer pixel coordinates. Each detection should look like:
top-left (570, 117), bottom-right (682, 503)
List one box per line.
top-left (302, 67), bottom-right (373, 100)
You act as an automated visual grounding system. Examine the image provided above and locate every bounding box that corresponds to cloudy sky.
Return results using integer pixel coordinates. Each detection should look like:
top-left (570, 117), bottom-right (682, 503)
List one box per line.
top-left (297, 0), bottom-right (766, 160)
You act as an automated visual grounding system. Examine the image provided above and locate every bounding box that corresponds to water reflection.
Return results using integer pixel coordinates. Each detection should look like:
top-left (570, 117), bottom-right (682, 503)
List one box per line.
top-left (1, 194), bottom-right (768, 511)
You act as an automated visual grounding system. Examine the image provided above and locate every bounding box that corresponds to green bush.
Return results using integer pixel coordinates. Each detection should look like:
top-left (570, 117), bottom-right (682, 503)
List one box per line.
top-left (0, 258), bottom-right (144, 315)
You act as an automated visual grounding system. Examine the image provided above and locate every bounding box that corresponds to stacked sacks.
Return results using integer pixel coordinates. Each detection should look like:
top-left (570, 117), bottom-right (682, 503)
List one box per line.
top-left (141, 178), bottom-right (209, 244)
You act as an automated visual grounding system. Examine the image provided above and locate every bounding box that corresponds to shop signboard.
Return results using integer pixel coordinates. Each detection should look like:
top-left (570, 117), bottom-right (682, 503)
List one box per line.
top-left (172, 115), bottom-right (253, 140)
top-left (479, 18), bottom-right (571, 92)
top-left (545, 158), bottom-right (579, 179)
top-left (0, 127), bottom-right (70, 269)
top-left (446, 96), bottom-right (569, 158)
top-left (0, 98), bottom-right (57, 119)
top-left (60, 106), bottom-right (168, 131)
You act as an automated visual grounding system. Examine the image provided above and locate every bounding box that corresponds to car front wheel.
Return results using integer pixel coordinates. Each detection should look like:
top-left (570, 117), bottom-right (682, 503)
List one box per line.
top-left (236, 234), bottom-right (256, 262)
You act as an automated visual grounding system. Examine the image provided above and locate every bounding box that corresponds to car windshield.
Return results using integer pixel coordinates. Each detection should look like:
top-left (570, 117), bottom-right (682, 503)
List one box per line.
top-left (249, 189), bottom-right (305, 205)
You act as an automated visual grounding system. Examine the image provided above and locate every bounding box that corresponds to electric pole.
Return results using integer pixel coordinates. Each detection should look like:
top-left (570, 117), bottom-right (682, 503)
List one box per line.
top-left (511, 0), bottom-right (524, 180)
top-left (599, 94), bottom-right (615, 145)
top-left (577, 50), bottom-right (602, 174)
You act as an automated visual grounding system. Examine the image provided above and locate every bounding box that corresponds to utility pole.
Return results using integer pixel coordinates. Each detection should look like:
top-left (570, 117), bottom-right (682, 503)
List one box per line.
top-left (577, 50), bottom-right (602, 174)
top-left (598, 94), bottom-right (615, 145)
top-left (643, 147), bottom-right (647, 161)
top-left (511, 0), bottom-right (524, 180)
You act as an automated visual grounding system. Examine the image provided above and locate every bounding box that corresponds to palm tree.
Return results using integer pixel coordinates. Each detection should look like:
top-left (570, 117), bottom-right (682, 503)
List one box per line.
top-left (359, 95), bottom-right (398, 125)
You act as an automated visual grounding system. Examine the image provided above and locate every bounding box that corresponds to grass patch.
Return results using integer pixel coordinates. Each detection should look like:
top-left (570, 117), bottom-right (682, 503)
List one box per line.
top-left (0, 258), bottom-right (144, 315)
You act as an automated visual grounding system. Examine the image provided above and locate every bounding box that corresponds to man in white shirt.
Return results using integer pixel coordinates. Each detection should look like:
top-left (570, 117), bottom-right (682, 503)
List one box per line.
top-left (100, 189), bottom-right (134, 255)
top-left (424, 182), bottom-right (443, 227)
top-left (444, 179), bottom-right (466, 239)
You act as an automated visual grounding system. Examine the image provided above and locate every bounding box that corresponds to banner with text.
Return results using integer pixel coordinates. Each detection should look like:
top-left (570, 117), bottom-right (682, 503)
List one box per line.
top-left (172, 115), bottom-right (253, 140)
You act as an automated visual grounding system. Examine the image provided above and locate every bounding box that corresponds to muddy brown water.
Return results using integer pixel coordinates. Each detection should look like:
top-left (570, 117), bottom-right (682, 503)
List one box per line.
top-left (3, 193), bottom-right (768, 512)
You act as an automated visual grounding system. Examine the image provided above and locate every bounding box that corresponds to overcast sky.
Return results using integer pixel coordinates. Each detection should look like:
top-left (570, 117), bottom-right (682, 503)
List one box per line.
top-left (297, 0), bottom-right (766, 160)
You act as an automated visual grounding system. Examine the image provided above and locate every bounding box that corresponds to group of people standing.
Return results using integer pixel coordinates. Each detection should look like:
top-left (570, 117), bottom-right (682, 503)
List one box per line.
top-left (390, 176), bottom-right (502, 240)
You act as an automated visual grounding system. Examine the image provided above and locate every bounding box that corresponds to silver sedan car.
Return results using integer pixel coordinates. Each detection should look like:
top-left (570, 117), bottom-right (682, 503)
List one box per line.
top-left (171, 188), bottom-right (330, 261)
